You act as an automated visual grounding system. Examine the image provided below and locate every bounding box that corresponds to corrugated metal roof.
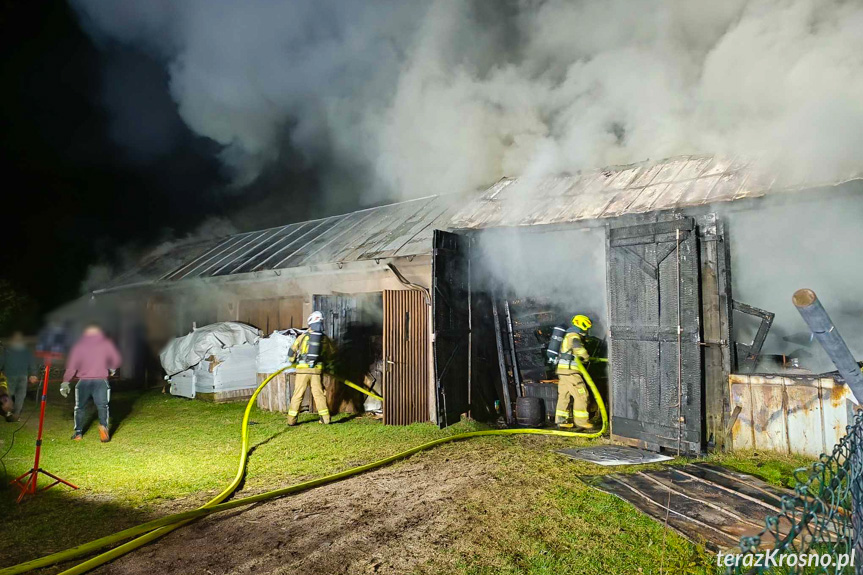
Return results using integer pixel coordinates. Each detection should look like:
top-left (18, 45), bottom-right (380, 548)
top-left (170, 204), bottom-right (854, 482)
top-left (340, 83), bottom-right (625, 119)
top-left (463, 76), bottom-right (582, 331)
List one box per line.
top-left (102, 236), bottom-right (228, 289)
top-left (99, 154), bottom-right (854, 292)
top-left (449, 154), bottom-right (795, 229)
top-left (128, 193), bottom-right (463, 286)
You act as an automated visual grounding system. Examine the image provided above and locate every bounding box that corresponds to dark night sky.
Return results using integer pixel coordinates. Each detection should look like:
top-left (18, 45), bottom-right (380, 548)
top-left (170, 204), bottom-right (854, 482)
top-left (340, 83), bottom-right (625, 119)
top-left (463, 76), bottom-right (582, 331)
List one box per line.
top-left (0, 1), bottom-right (329, 319)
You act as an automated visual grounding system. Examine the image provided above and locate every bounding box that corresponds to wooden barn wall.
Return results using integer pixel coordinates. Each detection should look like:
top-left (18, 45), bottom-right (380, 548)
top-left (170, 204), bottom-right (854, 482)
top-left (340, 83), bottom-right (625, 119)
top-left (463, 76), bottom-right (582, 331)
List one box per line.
top-left (382, 289), bottom-right (430, 425)
top-left (257, 372), bottom-right (359, 415)
top-left (238, 297), bottom-right (304, 332)
top-left (56, 256), bottom-right (433, 389)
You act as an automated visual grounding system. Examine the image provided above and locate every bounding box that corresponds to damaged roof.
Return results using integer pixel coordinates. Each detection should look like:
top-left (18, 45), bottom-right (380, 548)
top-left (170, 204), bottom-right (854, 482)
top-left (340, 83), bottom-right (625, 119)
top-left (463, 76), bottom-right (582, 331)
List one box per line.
top-left (449, 154), bottom-right (848, 229)
top-left (98, 154), bottom-right (853, 292)
top-left (99, 193), bottom-right (463, 290)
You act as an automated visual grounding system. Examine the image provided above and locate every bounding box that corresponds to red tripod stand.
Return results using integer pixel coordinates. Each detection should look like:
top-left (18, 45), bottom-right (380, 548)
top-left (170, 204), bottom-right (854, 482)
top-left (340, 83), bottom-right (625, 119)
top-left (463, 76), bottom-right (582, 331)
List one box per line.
top-left (11, 353), bottom-right (78, 503)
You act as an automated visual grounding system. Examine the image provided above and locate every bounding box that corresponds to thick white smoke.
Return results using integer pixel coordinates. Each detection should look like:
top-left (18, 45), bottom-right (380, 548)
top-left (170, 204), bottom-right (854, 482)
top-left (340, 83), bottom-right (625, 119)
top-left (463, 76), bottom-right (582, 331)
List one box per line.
top-left (73, 0), bottom-right (863, 201)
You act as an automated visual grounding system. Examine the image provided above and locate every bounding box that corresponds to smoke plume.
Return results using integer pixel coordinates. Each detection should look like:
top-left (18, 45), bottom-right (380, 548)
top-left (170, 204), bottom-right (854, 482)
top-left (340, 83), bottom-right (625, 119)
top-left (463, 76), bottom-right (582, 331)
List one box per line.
top-left (71, 0), bottom-right (863, 203)
top-left (727, 190), bottom-right (863, 373)
top-left (80, 217), bottom-right (237, 294)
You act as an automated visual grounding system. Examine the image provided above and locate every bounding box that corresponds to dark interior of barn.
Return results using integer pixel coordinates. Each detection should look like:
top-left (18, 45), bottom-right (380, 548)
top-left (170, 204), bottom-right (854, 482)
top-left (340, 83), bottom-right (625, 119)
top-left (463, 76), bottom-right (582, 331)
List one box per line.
top-left (459, 225), bottom-right (611, 427)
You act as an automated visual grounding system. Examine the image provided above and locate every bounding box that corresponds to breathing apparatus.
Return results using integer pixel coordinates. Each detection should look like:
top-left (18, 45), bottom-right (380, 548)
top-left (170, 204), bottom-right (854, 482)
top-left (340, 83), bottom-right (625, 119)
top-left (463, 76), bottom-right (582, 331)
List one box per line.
top-left (302, 311), bottom-right (324, 368)
top-left (546, 326), bottom-right (566, 365)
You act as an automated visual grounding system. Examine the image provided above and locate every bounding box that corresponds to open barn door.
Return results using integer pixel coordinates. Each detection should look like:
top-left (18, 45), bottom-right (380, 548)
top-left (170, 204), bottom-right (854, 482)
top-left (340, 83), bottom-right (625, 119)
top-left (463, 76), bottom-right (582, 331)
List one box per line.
top-left (432, 230), bottom-right (471, 427)
top-left (607, 217), bottom-right (703, 454)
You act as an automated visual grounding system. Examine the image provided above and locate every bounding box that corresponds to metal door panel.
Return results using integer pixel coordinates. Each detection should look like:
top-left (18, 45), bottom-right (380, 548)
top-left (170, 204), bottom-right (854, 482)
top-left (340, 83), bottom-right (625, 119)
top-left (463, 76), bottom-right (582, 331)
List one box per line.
top-left (383, 290), bottom-right (430, 425)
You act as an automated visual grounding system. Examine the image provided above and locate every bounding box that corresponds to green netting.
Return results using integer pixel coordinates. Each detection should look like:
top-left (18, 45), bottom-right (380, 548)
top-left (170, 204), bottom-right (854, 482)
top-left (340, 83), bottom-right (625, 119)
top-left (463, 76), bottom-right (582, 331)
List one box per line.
top-left (728, 410), bottom-right (863, 574)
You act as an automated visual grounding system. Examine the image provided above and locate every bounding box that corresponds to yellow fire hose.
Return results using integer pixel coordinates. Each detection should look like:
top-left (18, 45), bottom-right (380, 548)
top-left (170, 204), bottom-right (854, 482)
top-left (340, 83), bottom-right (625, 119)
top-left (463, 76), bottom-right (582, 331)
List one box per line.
top-left (1, 359), bottom-right (606, 575)
top-left (339, 376), bottom-right (384, 401)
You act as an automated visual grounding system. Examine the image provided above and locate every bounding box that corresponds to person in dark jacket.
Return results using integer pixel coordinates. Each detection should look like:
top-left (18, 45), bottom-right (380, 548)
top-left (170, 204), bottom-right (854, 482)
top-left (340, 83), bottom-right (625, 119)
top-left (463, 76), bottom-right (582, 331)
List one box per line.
top-left (2, 332), bottom-right (38, 422)
top-left (61, 324), bottom-right (122, 442)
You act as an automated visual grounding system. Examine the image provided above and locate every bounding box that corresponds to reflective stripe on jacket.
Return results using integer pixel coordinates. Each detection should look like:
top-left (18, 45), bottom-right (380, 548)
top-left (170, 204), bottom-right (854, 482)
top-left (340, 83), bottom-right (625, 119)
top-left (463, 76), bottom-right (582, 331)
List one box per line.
top-left (288, 333), bottom-right (320, 371)
top-left (556, 328), bottom-right (589, 374)
top-left (288, 332), bottom-right (335, 371)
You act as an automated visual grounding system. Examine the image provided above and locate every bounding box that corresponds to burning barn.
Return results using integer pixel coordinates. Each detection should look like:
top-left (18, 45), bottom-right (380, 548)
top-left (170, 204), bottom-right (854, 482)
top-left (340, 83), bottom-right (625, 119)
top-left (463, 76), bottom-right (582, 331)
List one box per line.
top-left (51, 154), bottom-right (863, 455)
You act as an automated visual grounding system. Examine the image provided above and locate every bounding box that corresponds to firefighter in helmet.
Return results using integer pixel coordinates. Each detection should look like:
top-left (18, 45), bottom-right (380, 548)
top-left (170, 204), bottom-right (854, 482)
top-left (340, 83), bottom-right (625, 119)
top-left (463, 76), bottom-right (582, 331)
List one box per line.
top-left (287, 311), bottom-right (332, 425)
top-left (555, 314), bottom-right (593, 430)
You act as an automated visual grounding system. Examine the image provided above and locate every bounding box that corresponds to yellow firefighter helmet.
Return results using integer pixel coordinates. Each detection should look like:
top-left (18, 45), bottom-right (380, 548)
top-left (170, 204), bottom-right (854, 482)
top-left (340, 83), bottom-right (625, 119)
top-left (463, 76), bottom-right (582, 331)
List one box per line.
top-left (571, 314), bottom-right (592, 332)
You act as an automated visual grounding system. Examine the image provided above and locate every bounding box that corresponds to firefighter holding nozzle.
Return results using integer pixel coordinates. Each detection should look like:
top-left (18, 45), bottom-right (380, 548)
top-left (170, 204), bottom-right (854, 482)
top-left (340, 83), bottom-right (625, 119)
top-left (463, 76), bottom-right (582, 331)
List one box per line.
top-left (547, 314), bottom-right (595, 431)
top-left (286, 311), bottom-right (334, 425)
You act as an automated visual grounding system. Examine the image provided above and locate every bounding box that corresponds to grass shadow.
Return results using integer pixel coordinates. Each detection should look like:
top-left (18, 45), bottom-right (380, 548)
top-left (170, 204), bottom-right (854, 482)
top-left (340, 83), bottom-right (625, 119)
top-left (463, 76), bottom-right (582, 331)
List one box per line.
top-left (0, 483), bottom-right (155, 570)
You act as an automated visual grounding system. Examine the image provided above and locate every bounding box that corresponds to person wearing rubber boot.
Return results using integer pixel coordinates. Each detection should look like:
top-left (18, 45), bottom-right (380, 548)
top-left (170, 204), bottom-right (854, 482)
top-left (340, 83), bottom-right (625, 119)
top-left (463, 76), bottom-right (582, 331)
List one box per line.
top-left (60, 324), bottom-right (122, 442)
top-left (555, 315), bottom-right (593, 431)
top-left (286, 311), bottom-right (332, 425)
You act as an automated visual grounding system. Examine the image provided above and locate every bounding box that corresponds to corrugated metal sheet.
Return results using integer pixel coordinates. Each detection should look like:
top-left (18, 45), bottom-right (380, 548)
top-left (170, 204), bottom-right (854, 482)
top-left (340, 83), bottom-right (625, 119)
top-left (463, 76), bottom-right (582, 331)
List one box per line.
top-left (157, 194), bottom-right (465, 284)
top-left (449, 154), bottom-right (836, 229)
top-left (728, 373), bottom-right (853, 457)
top-left (383, 290), bottom-right (429, 425)
top-left (107, 236), bottom-right (227, 287)
top-left (98, 154), bottom-right (854, 292)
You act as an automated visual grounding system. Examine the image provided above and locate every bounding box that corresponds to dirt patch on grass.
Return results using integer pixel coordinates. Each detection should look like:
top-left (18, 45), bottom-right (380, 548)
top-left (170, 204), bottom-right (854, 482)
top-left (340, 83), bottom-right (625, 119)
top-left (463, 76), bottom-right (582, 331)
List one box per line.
top-left (93, 446), bottom-right (494, 575)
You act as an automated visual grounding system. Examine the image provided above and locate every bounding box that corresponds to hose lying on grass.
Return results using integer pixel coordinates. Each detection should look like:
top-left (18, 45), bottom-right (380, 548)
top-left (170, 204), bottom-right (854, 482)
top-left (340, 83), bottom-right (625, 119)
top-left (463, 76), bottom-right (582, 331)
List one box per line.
top-left (1, 359), bottom-right (606, 575)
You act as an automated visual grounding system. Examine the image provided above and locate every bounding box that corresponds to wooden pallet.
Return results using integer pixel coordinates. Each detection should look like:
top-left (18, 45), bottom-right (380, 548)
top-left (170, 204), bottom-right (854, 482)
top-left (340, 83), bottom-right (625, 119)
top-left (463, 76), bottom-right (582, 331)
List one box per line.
top-left (255, 372), bottom-right (361, 415)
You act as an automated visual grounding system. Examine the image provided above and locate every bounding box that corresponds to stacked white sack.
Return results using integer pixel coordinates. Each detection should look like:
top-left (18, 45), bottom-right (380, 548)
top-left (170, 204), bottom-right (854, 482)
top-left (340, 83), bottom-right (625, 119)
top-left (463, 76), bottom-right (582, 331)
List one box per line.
top-left (256, 330), bottom-right (299, 373)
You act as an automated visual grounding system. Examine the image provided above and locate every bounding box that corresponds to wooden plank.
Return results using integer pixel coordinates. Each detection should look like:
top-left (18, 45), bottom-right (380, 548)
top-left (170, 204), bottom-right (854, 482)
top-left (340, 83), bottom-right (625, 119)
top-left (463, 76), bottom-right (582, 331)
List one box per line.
top-left (278, 373), bottom-right (287, 412)
top-left (621, 473), bottom-right (762, 540)
top-left (256, 373), bottom-right (268, 411)
top-left (196, 389), bottom-right (254, 403)
top-left (590, 475), bottom-right (741, 551)
top-left (585, 464), bottom-right (800, 552)
top-left (699, 214), bottom-right (728, 450)
top-left (240, 297), bottom-right (305, 334)
top-left (256, 372), bottom-right (293, 413)
top-left (683, 464), bottom-right (790, 508)
top-left (647, 468), bottom-right (785, 531)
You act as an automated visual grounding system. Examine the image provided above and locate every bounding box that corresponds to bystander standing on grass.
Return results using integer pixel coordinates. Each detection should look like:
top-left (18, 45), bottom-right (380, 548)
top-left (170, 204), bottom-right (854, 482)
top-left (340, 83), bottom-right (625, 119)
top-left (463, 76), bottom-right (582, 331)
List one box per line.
top-left (1, 332), bottom-right (37, 423)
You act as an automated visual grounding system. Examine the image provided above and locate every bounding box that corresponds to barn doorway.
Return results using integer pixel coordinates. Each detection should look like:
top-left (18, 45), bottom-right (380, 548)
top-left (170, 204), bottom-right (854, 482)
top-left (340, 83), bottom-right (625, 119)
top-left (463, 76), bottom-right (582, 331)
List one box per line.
top-left (431, 213), bottom-right (732, 453)
top-left (431, 226), bottom-right (608, 428)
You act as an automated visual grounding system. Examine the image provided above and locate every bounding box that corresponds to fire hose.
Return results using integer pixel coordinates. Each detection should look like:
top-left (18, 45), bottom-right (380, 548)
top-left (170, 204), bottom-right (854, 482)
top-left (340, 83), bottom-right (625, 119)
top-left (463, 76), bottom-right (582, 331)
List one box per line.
top-left (0, 358), bottom-right (606, 575)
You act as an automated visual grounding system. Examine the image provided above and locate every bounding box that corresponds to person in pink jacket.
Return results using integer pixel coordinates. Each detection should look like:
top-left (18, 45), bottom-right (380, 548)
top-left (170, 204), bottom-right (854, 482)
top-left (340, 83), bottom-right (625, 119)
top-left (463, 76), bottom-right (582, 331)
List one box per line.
top-left (60, 324), bottom-right (122, 442)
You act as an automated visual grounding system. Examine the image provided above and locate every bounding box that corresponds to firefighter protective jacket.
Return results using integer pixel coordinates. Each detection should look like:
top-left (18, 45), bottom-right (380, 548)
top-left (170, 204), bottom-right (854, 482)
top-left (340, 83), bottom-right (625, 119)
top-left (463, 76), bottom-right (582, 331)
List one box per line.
top-left (556, 327), bottom-right (589, 374)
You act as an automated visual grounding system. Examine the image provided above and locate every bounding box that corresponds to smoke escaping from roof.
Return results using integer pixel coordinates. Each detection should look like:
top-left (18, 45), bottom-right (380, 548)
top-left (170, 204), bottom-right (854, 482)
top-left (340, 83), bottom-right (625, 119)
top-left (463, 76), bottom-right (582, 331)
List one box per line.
top-left (80, 217), bottom-right (237, 294)
top-left (72, 0), bottom-right (863, 203)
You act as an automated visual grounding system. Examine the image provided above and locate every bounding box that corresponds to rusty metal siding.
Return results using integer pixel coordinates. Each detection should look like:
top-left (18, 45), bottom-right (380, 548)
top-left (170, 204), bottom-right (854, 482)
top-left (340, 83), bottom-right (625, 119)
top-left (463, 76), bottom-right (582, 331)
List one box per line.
top-left (728, 373), bottom-right (853, 457)
top-left (383, 289), bottom-right (429, 425)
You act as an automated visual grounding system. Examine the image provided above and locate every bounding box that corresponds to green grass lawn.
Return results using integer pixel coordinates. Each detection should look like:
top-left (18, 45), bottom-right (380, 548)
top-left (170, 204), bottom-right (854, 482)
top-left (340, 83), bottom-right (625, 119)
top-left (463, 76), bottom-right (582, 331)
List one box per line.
top-left (0, 385), bottom-right (813, 574)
